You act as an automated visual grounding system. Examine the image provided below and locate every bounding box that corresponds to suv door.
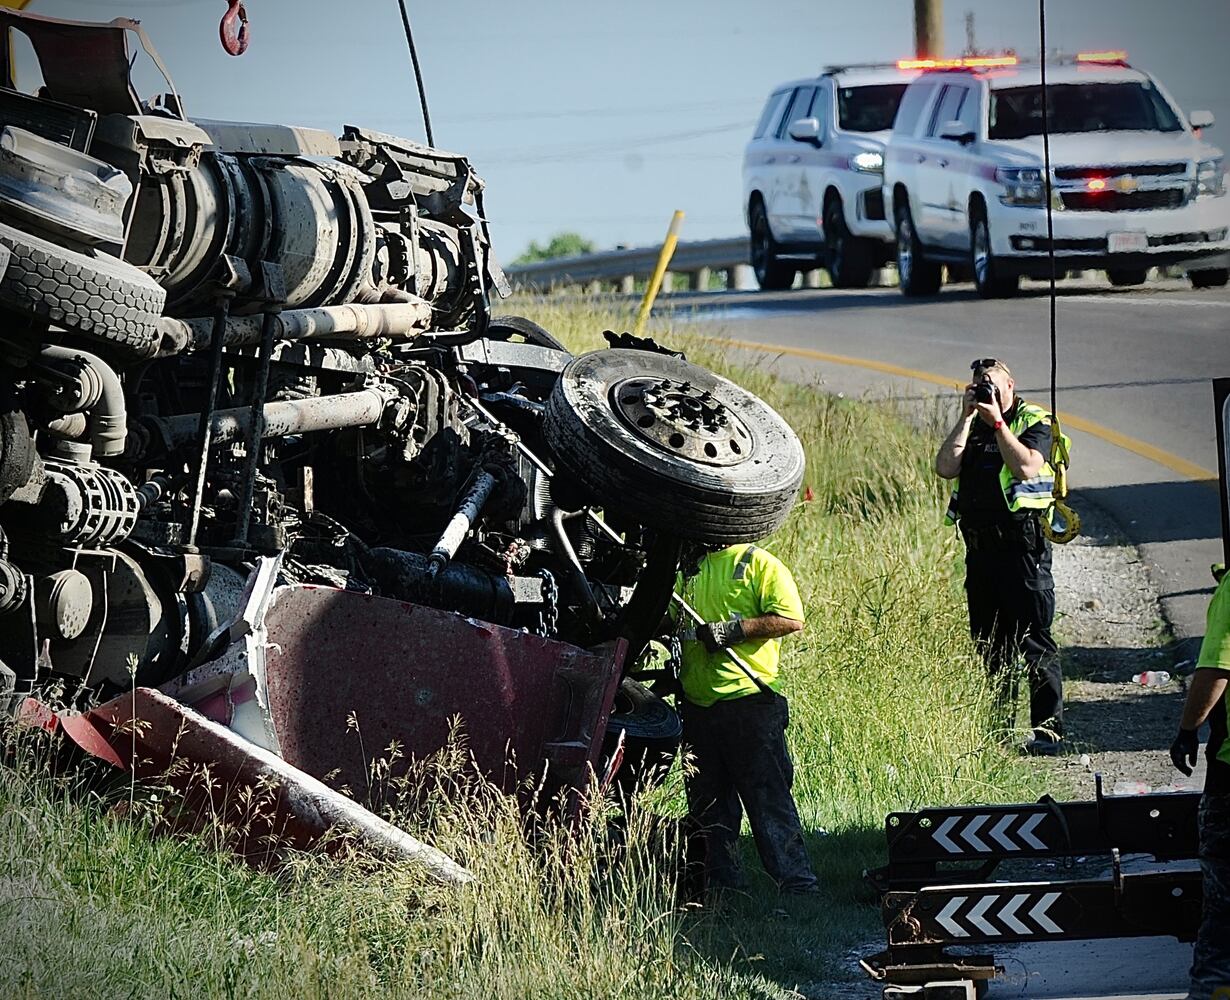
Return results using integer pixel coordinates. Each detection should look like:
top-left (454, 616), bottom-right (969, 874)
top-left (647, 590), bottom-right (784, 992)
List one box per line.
top-left (766, 86), bottom-right (814, 239)
top-left (780, 85), bottom-right (824, 241)
top-left (915, 81), bottom-right (972, 248)
top-left (886, 79), bottom-right (941, 226)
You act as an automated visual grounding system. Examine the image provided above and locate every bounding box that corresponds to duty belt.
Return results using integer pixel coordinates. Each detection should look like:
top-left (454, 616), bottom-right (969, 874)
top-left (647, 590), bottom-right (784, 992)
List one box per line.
top-left (961, 520), bottom-right (1031, 553)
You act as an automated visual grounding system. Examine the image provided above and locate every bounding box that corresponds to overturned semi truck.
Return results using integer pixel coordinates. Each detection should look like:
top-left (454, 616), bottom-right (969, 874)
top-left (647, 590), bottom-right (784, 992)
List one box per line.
top-left (0, 9), bottom-right (805, 830)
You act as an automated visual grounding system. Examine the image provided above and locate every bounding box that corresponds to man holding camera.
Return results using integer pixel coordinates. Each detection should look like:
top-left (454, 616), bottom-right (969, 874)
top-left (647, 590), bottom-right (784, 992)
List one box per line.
top-left (935, 359), bottom-right (1064, 755)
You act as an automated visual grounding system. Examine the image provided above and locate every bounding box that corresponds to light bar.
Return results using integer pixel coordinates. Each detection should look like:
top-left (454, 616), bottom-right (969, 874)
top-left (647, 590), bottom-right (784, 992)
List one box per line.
top-left (1087, 178), bottom-right (1107, 191)
top-left (897, 55), bottom-right (1019, 70)
top-left (1076, 50), bottom-right (1128, 63)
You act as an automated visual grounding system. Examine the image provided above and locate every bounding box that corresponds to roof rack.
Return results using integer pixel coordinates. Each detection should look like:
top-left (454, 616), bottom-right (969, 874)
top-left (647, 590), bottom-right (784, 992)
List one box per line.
top-left (820, 61), bottom-right (903, 75)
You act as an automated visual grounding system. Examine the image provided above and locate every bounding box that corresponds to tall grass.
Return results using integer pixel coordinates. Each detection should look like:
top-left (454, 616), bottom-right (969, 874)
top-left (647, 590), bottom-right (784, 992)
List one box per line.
top-left (0, 296), bottom-right (1051, 999)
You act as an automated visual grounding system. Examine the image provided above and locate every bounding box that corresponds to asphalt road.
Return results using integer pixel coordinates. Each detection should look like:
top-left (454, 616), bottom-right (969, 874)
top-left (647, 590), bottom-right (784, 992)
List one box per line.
top-left (665, 276), bottom-right (1229, 646)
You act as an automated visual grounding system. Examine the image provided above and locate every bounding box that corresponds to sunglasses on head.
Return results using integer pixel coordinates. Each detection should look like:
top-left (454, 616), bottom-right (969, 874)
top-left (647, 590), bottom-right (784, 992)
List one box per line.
top-left (971, 358), bottom-right (1000, 372)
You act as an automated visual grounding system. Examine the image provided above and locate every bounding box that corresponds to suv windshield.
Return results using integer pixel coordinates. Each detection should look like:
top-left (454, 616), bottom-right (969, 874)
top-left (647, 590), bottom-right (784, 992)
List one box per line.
top-left (838, 84), bottom-right (909, 132)
top-left (989, 82), bottom-right (1182, 139)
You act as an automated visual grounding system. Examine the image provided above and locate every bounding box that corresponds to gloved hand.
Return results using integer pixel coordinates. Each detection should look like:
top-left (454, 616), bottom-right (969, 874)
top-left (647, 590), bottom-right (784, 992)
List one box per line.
top-left (1170, 726), bottom-right (1200, 776)
top-left (696, 619), bottom-right (745, 653)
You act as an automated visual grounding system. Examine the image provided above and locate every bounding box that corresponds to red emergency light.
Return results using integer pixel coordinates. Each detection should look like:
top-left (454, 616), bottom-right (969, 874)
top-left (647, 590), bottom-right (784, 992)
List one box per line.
top-left (897, 55), bottom-right (1019, 71)
top-left (1087, 178), bottom-right (1107, 191)
top-left (1076, 50), bottom-right (1128, 64)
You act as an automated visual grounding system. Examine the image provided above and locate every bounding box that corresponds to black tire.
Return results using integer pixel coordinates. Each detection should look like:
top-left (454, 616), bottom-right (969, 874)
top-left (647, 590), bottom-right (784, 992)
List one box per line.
top-left (824, 195), bottom-right (874, 288)
top-left (1190, 268), bottom-right (1229, 289)
top-left (894, 200), bottom-right (942, 297)
top-left (748, 199), bottom-right (796, 291)
top-left (0, 221), bottom-right (165, 357)
top-left (604, 677), bottom-right (682, 796)
top-left (487, 314), bottom-right (568, 352)
top-left (544, 349), bottom-right (805, 543)
top-left (970, 209), bottom-right (1019, 299)
top-left (1108, 268), bottom-right (1148, 287)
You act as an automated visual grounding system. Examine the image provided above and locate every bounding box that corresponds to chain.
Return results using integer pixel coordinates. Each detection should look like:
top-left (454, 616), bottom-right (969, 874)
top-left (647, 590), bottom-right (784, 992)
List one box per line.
top-left (536, 568), bottom-right (559, 638)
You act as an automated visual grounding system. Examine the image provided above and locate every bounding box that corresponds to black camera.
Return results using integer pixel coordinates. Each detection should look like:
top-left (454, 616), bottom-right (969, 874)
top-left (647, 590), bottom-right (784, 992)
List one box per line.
top-left (974, 381), bottom-right (998, 405)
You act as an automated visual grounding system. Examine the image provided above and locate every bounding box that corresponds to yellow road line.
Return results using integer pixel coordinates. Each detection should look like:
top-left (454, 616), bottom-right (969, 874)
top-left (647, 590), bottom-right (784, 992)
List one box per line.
top-left (711, 335), bottom-right (1218, 483)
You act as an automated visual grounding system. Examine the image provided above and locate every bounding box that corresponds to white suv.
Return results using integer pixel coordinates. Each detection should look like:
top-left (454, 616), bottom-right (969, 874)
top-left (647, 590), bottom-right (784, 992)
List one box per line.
top-left (742, 65), bottom-right (915, 290)
top-left (882, 53), bottom-right (1230, 297)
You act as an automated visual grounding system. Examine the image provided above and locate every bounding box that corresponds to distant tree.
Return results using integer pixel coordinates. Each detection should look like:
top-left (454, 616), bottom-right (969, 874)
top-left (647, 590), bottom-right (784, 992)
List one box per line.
top-left (513, 232), bottom-right (596, 264)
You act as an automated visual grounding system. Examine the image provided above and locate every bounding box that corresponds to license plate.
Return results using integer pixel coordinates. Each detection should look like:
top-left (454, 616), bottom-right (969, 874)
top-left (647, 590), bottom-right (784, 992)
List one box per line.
top-left (1108, 231), bottom-right (1148, 254)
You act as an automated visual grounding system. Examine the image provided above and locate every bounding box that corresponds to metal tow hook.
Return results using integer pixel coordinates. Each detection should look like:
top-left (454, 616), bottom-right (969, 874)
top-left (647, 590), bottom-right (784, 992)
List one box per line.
top-left (220, 0), bottom-right (250, 56)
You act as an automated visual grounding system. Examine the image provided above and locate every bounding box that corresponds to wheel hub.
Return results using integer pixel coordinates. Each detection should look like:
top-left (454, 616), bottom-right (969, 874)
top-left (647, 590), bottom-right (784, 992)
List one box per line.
top-left (611, 376), bottom-right (754, 466)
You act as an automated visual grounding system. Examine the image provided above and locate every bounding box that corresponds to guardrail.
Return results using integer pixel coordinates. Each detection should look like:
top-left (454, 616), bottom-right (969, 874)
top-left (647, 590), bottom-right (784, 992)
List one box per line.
top-left (504, 236), bottom-right (754, 293)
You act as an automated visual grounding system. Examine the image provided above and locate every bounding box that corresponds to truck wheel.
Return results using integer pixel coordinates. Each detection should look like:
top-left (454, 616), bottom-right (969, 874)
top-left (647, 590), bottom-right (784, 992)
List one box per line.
top-left (0, 221), bottom-right (165, 357)
top-left (824, 196), bottom-right (874, 288)
top-left (1108, 268), bottom-right (1148, 287)
top-left (894, 201), bottom-right (942, 296)
top-left (970, 211), bottom-right (1019, 299)
top-left (749, 200), bottom-right (796, 291)
top-left (544, 349), bottom-right (805, 543)
top-left (1190, 268), bottom-right (1229, 289)
top-left (604, 677), bottom-right (682, 797)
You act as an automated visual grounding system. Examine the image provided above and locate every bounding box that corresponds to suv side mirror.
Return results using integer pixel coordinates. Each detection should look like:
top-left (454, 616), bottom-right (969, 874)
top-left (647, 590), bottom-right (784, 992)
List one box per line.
top-left (939, 120), bottom-right (976, 145)
top-left (788, 117), bottom-right (822, 145)
top-left (1191, 109), bottom-right (1215, 130)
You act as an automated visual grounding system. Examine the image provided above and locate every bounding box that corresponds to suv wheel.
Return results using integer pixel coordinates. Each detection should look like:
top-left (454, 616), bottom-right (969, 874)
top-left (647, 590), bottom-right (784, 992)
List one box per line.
top-left (1108, 268), bottom-right (1149, 287)
top-left (970, 210), bottom-right (1019, 299)
top-left (824, 196), bottom-right (873, 289)
top-left (1189, 268), bottom-right (1228, 289)
top-left (749, 200), bottom-right (796, 291)
top-left (894, 201), bottom-right (942, 297)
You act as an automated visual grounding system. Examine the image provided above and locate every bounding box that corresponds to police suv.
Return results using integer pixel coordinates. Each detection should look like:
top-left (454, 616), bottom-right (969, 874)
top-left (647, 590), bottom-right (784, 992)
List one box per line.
top-left (742, 65), bottom-right (915, 290)
top-left (882, 52), bottom-right (1230, 297)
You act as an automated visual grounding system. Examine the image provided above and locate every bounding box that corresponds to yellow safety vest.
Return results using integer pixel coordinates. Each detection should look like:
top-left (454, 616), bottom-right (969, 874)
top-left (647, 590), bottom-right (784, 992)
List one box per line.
top-left (944, 401), bottom-right (1068, 526)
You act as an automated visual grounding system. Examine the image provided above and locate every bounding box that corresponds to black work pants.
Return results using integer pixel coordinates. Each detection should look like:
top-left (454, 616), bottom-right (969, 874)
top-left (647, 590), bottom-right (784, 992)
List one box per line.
top-left (963, 523), bottom-right (1063, 738)
top-left (1189, 792), bottom-right (1230, 999)
top-left (681, 690), bottom-right (818, 892)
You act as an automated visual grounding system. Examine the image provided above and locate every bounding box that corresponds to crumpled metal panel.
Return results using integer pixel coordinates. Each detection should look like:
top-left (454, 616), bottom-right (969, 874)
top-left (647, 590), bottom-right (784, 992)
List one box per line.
top-left (257, 585), bottom-right (626, 806)
top-left (21, 688), bottom-right (472, 882)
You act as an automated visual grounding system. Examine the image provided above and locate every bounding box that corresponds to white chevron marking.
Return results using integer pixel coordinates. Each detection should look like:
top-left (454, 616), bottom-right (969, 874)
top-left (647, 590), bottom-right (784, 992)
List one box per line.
top-left (990, 814), bottom-right (1019, 851)
top-left (967, 895), bottom-right (1000, 936)
top-left (998, 893), bottom-right (1032, 934)
top-left (1018, 813), bottom-right (1047, 850)
top-left (933, 815), bottom-right (962, 854)
top-left (1030, 892), bottom-right (1063, 934)
top-left (961, 814), bottom-right (991, 853)
top-left (937, 896), bottom-right (969, 937)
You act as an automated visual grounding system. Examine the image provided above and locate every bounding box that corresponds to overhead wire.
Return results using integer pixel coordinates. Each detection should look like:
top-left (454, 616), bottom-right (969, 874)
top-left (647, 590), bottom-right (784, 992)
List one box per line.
top-left (1037, 0), bottom-right (1079, 543)
top-left (395, 0), bottom-right (434, 147)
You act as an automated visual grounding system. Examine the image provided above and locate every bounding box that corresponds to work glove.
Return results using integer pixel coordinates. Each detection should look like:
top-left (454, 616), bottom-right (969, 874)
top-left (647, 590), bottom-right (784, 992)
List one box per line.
top-left (1170, 726), bottom-right (1200, 776)
top-left (696, 619), bottom-right (745, 653)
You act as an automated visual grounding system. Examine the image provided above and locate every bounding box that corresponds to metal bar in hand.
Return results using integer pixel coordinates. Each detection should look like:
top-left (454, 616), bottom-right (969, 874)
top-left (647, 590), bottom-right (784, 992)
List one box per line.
top-left (670, 590), bottom-right (768, 691)
top-left (633, 209), bottom-right (684, 336)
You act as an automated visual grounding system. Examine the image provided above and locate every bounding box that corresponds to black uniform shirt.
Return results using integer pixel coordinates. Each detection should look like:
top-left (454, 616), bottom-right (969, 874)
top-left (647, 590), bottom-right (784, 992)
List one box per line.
top-left (957, 400), bottom-right (1053, 529)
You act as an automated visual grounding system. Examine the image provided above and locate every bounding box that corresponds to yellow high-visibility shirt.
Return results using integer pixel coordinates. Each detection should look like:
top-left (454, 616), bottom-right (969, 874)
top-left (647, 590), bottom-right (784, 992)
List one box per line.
top-left (673, 543), bottom-right (804, 707)
top-left (1197, 576), bottom-right (1230, 770)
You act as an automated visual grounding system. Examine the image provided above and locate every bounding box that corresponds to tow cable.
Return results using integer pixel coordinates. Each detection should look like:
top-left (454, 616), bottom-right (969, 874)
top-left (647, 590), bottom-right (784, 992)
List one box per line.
top-left (220, 0), bottom-right (250, 56)
top-left (1036, 0), bottom-right (1080, 545)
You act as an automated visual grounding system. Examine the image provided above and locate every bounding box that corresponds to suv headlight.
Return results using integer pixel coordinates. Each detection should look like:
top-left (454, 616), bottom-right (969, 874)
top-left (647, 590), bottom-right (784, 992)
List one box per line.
top-left (849, 151), bottom-right (883, 173)
top-left (1196, 158), bottom-right (1225, 198)
top-left (996, 167), bottom-right (1045, 206)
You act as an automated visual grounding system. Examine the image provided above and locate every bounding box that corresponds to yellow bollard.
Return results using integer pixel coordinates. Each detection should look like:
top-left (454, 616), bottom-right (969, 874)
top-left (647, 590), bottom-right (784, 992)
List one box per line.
top-left (633, 210), bottom-right (684, 337)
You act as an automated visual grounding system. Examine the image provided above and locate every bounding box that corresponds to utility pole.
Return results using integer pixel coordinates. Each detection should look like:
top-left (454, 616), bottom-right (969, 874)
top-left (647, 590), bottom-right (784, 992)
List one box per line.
top-left (914, 0), bottom-right (943, 60)
top-left (964, 10), bottom-right (977, 56)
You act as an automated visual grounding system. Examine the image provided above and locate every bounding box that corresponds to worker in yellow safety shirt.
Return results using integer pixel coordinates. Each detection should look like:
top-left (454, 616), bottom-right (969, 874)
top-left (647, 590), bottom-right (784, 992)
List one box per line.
top-left (1171, 568), bottom-right (1230, 1000)
top-left (672, 540), bottom-right (819, 896)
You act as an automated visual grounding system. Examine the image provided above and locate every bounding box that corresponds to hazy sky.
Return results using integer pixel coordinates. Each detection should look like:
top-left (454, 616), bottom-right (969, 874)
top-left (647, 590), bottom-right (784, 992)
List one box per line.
top-left (23, 0), bottom-right (1230, 260)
